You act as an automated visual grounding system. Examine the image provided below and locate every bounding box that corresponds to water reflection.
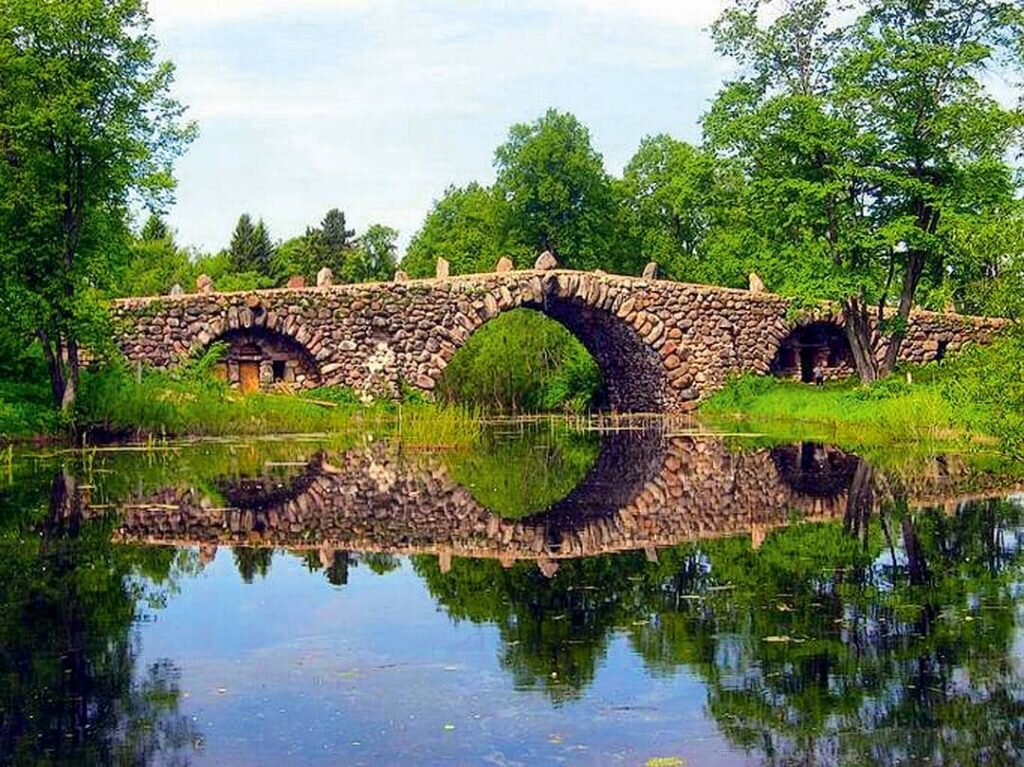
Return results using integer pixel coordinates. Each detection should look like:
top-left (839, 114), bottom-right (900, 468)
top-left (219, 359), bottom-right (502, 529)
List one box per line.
top-left (1, 425), bottom-right (1023, 765)
top-left (92, 427), bottom-right (1024, 570)
top-left (0, 472), bottom-right (201, 765)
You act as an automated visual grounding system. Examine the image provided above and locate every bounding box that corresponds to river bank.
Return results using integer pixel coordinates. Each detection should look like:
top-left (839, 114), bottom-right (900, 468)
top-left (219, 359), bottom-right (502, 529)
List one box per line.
top-left (4, 328), bottom-right (1022, 460)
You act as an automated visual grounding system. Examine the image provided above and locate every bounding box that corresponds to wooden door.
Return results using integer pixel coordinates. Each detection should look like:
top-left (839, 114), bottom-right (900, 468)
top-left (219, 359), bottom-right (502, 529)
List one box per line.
top-left (239, 361), bottom-right (260, 393)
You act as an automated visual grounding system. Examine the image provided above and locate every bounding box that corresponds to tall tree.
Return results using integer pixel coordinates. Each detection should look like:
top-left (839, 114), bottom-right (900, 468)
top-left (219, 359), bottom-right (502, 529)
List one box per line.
top-left (705, 0), bottom-right (1024, 380)
top-left (348, 223), bottom-right (398, 283)
top-left (228, 213), bottom-right (274, 276)
top-left (293, 207), bottom-right (358, 283)
top-left (403, 183), bottom-right (516, 277)
top-left (620, 135), bottom-right (749, 285)
top-left (0, 0), bottom-right (195, 410)
top-left (320, 208), bottom-right (355, 251)
top-left (139, 213), bottom-right (170, 243)
top-left (494, 109), bottom-right (623, 271)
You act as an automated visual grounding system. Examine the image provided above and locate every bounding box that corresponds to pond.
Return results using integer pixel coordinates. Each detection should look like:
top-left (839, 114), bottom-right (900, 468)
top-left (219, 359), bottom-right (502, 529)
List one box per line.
top-left (1, 421), bottom-right (1023, 766)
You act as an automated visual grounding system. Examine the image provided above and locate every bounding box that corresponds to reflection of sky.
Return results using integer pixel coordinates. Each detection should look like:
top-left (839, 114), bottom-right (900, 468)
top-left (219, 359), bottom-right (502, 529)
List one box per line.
top-left (138, 548), bottom-right (740, 766)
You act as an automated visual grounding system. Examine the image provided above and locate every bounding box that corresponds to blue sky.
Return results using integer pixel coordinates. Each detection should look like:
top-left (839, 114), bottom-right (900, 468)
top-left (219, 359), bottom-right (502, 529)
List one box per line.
top-left (147, 0), bottom-right (731, 255)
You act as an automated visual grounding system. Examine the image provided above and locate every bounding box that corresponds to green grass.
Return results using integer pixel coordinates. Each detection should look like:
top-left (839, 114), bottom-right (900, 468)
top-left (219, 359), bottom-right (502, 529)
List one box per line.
top-left (74, 365), bottom-right (482, 446)
top-left (702, 370), bottom-right (975, 452)
top-left (0, 379), bottom-right (63, 442)
top-left (0, 356), bottom-right (481, 448)
top-left (436, 309), bottom-right (602, 413)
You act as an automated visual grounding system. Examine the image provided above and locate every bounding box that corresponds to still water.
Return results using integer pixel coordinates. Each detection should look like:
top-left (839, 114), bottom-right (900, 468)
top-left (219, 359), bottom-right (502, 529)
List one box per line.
top-left (1, 422), bottom-right (1023, 766)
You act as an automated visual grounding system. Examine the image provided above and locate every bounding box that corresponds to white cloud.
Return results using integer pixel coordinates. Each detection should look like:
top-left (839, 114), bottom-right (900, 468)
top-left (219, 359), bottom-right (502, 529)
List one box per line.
top-left (148, 0), bottom-right (371, 27)
top-left (149, 0), bottom-right (728, 30)
top-left (148, 0), bottom-right (728, 252)
top-left (557, 0), bottom-right (727, 29)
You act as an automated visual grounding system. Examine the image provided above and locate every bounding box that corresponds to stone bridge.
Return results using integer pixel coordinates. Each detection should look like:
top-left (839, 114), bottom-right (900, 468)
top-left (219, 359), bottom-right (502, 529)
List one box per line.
top-left (111, 266), bottom-right (1006, 412)
top-left (89, 431), bottom-right (1023, 570)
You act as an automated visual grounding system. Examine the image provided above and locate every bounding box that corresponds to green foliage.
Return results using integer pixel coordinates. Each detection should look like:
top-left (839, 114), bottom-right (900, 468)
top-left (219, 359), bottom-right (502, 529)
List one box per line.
top-left (445, 426), bottom-right (601, 517)
top-left (495, 109), bottom-right (628, 271)
top-left (228, 213), bottom-right (275, 277)
top-left (0, 0), bottom-right (196, 409)
top-left (943, 327), bottom-right (1024, 458)
top-left (270, 209), bottom-right (396, 285)
top-left (116, 229), bottom-right (197, 297)
top-left (348, 223), bottom-right (398, 283)
top-left (436, 309), bottom-right (603, 413)
top-left (703, 0), bottom-right (1024, 378)
top-left (193, 250), bottom-right (275, 292)
top-left (403, 183), bottom-right (520, 277)
top-left (619, 134), bottom-right (749, 286)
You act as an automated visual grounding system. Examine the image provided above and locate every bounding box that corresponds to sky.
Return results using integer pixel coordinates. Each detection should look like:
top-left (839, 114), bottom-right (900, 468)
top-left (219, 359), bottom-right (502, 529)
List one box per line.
top-left (146, 0), bottom-right (733, 255)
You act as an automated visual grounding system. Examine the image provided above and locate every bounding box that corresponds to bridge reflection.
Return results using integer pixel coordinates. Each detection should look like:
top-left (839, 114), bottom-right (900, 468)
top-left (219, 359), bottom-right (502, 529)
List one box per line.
top-left (89, 426), bottom-right (1024, 571)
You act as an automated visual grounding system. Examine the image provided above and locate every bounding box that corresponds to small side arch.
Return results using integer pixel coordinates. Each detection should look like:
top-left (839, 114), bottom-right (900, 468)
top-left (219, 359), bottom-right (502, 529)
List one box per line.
top-left (770, 320), bottom-right (854, 383)
top-left (210, 327), bottom-right (321, 391)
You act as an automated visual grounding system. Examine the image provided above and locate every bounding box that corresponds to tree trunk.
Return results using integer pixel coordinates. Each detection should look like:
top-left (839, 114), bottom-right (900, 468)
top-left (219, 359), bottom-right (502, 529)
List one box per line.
top-left (37, 329), bottom-right (79, 412)
top-left (842, 296), bottom-right (880, 382)
top-left (844, 459), bottom-right (874, 543)
top-left (61, 338), bottom-right (80, 414)
top-left (882, 248), bottom-right (925, 373)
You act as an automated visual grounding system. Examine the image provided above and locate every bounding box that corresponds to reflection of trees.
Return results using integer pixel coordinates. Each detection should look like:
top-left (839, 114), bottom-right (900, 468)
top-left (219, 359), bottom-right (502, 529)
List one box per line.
top-left (0, 471), bottom-right (200, 765)
top-left (233, 546), bottom-right (274, 583)
top-left (444, 427), bottom-right (601, 518)
top-left (413, 554), bottom-right (637, 703)
top-left (632, 498), bottom-right (1024, 766)
top-left (415, 498), bottom-right (1024, 760)
top-left (296, 549), bottom-right (400, 586)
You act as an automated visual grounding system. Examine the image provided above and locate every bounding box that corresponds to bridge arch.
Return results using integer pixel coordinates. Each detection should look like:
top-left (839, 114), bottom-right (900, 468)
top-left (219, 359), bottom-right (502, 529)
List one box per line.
top-left (209, 327), bottom-right (320, 391)
top-left (770, 319), bottom-right (854, 383)
top-left (431, 274), bottom-right (671, 412)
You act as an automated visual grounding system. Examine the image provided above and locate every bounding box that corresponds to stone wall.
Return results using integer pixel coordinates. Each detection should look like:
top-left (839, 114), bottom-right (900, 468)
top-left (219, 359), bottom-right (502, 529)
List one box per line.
top-left (111, 269), bottom-right (1007, 413)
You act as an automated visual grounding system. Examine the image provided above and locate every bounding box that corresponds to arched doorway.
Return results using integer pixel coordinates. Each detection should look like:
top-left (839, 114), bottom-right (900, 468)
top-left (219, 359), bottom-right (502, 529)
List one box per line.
top-left (770, 322), bottom-right (854, 383)
top-left (211, 328), bottom-right (320, 392)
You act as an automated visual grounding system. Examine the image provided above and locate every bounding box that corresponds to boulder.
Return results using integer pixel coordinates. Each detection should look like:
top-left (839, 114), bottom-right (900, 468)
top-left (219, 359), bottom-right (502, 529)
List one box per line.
top-left (435, 257), bottom-right (450, 279)
top-left (169, 283), bottom-right (184, 296)
top-left (642, 262), bottom-right (659, 280)
top-left (748, 272), bottom-right (765, 293)
top-left (316, 267), bottom-right (334, 287)
top-left (534, 250), bottom-right (558, 270)
top-left (394, 270), bottom-right (409, 282)
top-left (287, 275), bottom-right (306, 289)
top-left (196, 274), bottom-right (213, 293)
top-left (495, 256), bottom-right (514, 273)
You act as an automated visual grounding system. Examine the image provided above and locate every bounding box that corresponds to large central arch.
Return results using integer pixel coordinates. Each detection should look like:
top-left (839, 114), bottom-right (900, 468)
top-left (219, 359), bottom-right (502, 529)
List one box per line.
top-left (434, 275), bottom-right (670, 412)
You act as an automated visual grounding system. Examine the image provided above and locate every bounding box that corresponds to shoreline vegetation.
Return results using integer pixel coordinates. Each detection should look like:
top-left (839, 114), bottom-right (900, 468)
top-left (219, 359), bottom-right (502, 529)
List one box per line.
top-left (2, 325), bottom-right (1022, 462)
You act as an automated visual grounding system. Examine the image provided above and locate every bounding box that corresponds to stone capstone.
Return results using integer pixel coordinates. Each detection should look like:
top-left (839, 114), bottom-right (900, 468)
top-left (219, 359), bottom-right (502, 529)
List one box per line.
top-left (534, 251), bottom-right (558, 271)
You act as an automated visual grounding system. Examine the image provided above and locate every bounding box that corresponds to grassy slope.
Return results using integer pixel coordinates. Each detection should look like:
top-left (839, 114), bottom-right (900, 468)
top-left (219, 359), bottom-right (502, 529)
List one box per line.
top-left (0, 365), bottom-right (480, 448)
top-left (701, 367), bottom-right (979, 452)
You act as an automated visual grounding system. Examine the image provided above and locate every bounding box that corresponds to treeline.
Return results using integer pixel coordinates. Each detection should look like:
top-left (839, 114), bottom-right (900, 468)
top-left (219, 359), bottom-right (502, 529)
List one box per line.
top-left (119, 208), bottom-right (398, 296)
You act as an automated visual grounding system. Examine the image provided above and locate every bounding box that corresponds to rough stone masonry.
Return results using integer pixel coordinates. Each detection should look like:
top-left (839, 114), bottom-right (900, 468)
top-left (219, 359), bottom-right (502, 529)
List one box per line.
top-left (110, 265), bottom-right (1006, 413)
